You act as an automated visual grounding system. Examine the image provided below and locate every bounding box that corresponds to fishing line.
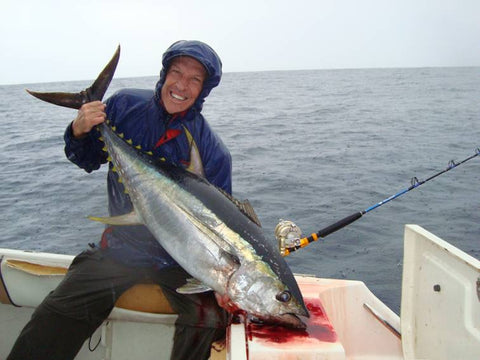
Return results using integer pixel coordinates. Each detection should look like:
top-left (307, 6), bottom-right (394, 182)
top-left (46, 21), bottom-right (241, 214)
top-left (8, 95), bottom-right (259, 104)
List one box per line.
top-left (281, 148), bottom-right (480, 256)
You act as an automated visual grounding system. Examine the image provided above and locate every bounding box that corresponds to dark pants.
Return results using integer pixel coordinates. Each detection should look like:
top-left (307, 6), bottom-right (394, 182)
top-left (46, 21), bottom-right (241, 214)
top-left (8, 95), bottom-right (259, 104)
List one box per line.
top-left (7, 249), bottom-right (228, 360)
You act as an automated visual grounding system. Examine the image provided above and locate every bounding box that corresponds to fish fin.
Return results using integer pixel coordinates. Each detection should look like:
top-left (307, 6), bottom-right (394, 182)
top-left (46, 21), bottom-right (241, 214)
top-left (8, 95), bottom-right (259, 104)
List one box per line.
top-left (182, 125), bottom-right (206, 178)
top-left (26, 45), bottom-right (120, 109)
top-left (238, 199), bottom-right (262, 227)
top-left (216, 189), bottom-right (262, 227)
top-left (176, 278), bottom-right (213, 294)
top-left (87, 211), bottom-right (143, 226)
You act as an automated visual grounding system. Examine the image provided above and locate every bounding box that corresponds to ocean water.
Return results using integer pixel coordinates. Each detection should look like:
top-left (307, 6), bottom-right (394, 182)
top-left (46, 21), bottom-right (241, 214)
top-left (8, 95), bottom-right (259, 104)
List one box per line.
top-left (1, 67), bottom-right (479, 314)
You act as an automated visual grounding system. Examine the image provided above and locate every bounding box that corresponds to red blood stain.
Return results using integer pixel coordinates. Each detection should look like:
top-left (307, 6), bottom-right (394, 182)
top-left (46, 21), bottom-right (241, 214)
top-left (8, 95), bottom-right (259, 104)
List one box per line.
top-left (246, 298), bottom-right (337, 347)
top-left (216, 292), bottom-right (241, 314)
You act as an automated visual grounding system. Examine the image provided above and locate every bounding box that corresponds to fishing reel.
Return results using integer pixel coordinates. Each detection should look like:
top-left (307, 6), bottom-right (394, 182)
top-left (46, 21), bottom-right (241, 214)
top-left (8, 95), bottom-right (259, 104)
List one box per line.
top-left (275, 220), bottom-right (302, 256)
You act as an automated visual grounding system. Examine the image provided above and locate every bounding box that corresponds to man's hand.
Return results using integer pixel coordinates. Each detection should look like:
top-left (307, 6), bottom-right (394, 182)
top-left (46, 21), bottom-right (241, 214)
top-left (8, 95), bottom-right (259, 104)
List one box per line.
top-left (72, 101), bottom-right (106, 139)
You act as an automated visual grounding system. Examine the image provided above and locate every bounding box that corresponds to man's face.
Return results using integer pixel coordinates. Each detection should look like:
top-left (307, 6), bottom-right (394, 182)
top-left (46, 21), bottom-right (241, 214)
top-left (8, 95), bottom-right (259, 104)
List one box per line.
top-left (161, 56), bottom-right (207, 114)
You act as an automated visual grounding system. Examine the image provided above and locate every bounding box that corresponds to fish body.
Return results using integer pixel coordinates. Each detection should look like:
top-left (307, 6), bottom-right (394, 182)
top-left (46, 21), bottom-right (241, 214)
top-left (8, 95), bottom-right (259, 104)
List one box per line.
top-left (96, 121), bottom-right (308, 327)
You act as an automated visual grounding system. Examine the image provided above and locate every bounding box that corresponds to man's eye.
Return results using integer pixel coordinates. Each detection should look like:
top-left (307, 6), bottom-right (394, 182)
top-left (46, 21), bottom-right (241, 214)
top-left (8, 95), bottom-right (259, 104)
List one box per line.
top-left (169, 68), bottom-right (181, 76)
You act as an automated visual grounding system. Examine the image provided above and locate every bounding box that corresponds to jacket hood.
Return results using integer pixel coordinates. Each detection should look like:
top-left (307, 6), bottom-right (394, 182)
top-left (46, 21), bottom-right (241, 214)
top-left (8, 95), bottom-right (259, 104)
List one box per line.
top-left (155, 40), bottom-right (222, 112)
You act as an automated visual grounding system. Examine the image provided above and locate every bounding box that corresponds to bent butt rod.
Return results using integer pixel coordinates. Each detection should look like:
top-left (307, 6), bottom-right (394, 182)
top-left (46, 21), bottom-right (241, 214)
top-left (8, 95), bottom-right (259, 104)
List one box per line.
top-left (283, 148), bottom-right (480, 256)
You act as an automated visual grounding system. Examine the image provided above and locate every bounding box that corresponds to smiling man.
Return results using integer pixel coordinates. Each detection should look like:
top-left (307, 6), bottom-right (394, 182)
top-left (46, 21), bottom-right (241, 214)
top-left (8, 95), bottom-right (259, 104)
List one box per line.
top-left (8, 40), bottom-right (231, 360)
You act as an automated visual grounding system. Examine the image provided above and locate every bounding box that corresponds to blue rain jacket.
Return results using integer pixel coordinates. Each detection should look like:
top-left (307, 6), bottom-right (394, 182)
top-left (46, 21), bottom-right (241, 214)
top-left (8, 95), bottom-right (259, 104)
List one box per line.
top-left (64, 41), bottom-right (232, 268)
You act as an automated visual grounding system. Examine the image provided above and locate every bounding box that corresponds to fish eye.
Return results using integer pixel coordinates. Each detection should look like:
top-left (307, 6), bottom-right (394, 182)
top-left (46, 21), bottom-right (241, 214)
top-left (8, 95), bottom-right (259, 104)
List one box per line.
top-left (276, 290), bottom-right (291, 303)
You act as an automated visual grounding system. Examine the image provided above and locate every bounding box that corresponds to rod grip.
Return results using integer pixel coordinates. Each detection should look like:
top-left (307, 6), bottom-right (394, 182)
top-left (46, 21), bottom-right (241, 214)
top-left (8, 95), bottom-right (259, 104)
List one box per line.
top-left (316, 211), bottom-right (363, 238)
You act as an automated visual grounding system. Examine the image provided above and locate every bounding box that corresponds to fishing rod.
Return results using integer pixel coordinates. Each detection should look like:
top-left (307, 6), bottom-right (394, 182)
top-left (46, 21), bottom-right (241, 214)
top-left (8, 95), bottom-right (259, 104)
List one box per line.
top-left (277, 148), bottom-right (480, 256)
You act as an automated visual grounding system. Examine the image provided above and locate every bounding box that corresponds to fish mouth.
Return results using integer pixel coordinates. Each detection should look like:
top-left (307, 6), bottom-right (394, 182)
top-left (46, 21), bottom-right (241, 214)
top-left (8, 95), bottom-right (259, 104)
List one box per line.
top-left (250, 313), bottom-right (307, 329)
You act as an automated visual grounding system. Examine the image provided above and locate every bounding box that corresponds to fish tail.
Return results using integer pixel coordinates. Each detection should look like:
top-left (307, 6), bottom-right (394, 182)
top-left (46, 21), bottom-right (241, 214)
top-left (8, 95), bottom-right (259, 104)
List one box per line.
top-left (26, 45), bottom-right (121, 109)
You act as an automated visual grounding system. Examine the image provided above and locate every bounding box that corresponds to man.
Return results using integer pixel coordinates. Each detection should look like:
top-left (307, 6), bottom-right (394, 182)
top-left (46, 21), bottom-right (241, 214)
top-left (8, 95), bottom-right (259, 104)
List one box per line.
top-left (8, 40), bottom-right (231, 360)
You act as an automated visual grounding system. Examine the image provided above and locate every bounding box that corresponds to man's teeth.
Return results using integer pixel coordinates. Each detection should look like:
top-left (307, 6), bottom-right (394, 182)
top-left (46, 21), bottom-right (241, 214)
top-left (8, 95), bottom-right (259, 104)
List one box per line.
top-left (171, 92), bottom-right (186, 101)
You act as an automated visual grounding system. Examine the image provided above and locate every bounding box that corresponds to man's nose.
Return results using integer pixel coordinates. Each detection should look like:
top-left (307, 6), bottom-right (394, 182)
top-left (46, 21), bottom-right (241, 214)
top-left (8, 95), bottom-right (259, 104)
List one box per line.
top-left (176, 76), bottom-right (187, 90)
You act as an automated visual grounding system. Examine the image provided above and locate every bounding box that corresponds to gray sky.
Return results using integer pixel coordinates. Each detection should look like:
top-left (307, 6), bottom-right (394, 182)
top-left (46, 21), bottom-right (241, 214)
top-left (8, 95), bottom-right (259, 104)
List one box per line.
top-left (2, 0), bottom-right (480, 85)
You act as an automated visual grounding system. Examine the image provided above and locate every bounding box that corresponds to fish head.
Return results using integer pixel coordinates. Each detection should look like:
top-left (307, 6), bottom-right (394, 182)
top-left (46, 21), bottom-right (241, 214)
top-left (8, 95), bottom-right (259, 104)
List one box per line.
top-left (225, 261), bottom-right (308, 329)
